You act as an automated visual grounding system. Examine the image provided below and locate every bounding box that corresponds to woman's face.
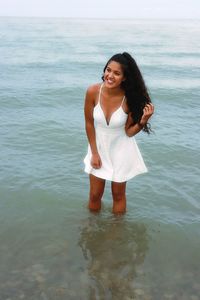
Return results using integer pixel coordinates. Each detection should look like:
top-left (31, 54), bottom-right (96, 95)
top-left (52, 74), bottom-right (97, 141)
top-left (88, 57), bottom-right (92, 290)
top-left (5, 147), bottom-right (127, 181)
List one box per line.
top-left (103, 60), bottom-right (125, 89)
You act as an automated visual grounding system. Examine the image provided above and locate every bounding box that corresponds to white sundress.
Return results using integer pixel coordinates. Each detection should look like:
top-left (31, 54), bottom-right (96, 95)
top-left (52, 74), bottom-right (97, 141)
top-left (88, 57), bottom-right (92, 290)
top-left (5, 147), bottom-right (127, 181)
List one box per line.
top-left (84, 83), bottom-right (148, 182)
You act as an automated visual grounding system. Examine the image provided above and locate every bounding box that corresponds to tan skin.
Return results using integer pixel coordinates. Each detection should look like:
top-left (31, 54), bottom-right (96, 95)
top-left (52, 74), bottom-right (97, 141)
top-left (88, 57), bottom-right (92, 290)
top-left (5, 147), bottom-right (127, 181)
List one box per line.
top-left (84, 61), bottom-right (154, 214)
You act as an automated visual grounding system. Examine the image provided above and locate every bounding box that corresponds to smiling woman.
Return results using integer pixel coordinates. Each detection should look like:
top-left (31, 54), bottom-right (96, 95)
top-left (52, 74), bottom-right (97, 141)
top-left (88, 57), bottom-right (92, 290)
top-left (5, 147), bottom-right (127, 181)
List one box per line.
top-left (83, 52), bottom-right (154, 214)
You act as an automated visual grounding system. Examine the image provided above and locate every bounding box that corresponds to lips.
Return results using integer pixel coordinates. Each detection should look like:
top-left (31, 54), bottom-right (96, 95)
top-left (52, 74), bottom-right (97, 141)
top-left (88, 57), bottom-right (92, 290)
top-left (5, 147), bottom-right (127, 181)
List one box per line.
top-left (106, 78), bottom-right (114, 84)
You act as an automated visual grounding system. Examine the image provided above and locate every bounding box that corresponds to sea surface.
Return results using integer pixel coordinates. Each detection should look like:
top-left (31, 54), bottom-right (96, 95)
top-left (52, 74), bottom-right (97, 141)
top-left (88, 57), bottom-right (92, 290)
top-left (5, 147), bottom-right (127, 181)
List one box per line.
top-left (0, 17), bottom-right (200, 300)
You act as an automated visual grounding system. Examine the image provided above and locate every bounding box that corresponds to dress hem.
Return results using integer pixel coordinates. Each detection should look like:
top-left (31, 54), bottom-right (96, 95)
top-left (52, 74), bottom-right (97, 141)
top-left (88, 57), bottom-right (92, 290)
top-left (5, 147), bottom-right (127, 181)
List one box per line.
top-left (84, 167), bottom-right (148, 183)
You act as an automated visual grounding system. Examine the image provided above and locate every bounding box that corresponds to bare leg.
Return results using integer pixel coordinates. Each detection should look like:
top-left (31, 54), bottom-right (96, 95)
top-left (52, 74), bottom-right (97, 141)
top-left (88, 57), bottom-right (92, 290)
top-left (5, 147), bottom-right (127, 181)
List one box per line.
top-left (88, 174), bottom-right (105, 212)
top-left (111, 181), bottom-right (127, 214)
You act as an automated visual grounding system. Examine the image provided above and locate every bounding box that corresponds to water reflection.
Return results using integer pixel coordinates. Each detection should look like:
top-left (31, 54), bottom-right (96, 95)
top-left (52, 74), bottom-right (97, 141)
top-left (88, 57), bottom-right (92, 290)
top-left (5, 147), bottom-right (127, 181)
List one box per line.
top-left (79, 214), bottom-right (149, 299)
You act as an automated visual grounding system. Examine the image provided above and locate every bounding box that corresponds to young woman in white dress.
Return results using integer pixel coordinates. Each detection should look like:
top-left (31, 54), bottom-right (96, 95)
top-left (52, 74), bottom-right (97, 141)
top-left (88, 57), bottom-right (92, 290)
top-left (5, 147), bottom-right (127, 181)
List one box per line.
top-left (84, 52), bottom-right (154, 214)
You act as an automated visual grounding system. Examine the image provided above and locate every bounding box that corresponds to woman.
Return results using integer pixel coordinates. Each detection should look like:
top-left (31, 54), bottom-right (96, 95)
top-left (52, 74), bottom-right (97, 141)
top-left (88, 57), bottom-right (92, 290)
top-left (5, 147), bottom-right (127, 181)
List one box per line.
top-left (84, 52), bottom-right (154, 214)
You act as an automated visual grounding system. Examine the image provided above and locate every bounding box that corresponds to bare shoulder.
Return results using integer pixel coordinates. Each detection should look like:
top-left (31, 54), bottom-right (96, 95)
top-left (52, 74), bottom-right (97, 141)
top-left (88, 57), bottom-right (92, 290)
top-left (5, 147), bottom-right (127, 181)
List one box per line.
top-left (86, 83), bottom-right (101, 97)
top-left (85, 83), bottom-right (101, 107)
top-left (123, 97), bottom-right (130, 114)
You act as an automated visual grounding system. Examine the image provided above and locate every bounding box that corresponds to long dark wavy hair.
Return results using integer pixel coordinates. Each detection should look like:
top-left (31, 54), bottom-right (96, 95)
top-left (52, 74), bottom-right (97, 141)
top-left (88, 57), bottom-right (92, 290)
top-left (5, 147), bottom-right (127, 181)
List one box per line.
top-left (102, 52), bottom-right (152, 134)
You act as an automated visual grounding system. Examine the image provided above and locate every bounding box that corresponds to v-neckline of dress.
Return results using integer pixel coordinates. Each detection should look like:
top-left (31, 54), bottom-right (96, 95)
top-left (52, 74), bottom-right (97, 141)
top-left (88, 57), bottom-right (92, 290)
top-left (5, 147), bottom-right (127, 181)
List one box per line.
top-left (98, 102), bottom-right (122, 126)
top-left (98, 83), bottom-right (125, 126)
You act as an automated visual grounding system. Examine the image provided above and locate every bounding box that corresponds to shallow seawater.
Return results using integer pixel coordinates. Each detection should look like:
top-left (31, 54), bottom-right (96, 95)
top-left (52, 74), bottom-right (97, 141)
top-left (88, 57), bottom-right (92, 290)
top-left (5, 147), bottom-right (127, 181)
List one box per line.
top-left (0, 17), bottom-right (200, 299)
top-left (0, 193), bottom-right (200, 299)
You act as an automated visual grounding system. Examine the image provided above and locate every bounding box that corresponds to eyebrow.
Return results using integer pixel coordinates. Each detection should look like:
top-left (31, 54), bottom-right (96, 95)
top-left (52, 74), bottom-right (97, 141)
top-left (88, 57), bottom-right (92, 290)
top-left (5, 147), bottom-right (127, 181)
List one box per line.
top-left (107, 66), bottom-right (122, 74)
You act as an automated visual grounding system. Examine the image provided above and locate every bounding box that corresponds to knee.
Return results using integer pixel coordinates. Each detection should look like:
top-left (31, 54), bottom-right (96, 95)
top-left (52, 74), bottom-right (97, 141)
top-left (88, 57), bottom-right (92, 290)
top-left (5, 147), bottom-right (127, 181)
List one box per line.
top-left (112, 190), bottom-right (125, 202)
top-left (89, 191), bottom-right (102, 212)
top-left (89, 191), bottom-right (102, 203)
top-left (112, 191), bottom-right (126, 214)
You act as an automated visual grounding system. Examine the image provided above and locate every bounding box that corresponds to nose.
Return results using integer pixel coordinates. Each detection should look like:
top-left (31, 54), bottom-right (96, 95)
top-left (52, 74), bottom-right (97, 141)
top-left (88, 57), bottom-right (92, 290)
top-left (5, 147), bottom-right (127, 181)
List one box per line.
top-left (108, 72), bottom-right (114, 79)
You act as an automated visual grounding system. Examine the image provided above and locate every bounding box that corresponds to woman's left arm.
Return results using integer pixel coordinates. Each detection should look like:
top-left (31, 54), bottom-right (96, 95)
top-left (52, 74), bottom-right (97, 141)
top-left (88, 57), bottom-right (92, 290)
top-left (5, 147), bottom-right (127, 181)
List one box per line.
top-left (125, 103), bottom-right (154, 137)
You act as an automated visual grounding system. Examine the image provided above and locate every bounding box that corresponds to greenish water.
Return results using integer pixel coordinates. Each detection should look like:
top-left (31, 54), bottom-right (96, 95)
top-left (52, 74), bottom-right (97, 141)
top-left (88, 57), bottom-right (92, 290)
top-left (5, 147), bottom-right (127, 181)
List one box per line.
top-left (0, 17), bottom-right (200, 299)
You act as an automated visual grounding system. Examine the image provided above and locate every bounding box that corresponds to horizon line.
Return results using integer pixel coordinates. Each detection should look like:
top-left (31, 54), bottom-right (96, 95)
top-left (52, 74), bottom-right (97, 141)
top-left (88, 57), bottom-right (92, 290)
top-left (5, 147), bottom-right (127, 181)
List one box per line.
top-left (0, 15), bottom-right (199, 20)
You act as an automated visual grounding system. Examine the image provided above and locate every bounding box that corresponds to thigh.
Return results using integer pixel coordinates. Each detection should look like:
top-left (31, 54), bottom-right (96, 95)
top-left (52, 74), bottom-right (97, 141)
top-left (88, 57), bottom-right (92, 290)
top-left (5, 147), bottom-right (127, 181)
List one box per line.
top-left (111, 181), bottom-right (127, 196)
top-left (89, 174), bottom-right (105, 195)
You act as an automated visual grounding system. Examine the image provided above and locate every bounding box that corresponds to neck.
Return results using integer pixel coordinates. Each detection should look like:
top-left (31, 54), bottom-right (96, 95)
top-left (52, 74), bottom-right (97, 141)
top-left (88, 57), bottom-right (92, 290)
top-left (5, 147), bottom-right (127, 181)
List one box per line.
top-left (102, 83), bottom-right (124, 96)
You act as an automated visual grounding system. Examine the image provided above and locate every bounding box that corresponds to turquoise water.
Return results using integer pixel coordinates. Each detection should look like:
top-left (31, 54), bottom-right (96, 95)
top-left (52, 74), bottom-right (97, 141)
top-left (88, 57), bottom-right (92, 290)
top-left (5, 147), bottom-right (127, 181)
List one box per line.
top-left (0, 17), bottom-right (200, 299)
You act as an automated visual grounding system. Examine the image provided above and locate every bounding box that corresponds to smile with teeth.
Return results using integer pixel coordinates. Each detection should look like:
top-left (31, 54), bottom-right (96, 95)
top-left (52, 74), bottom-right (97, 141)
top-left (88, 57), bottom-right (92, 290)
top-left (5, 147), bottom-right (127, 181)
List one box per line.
top-left (107, 78), bottom-right (114, 84)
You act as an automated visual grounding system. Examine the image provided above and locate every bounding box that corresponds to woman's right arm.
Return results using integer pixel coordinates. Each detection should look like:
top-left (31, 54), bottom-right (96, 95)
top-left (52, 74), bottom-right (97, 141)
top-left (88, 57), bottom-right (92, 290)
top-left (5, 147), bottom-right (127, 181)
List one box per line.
top-left (84, 85), bottom-right (102, 169)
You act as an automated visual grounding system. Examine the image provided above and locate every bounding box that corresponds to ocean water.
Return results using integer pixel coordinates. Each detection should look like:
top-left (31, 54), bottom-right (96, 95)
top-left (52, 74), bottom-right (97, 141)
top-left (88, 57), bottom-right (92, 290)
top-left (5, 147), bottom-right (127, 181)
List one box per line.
top-left (0, 17), bottom-right (200, 299)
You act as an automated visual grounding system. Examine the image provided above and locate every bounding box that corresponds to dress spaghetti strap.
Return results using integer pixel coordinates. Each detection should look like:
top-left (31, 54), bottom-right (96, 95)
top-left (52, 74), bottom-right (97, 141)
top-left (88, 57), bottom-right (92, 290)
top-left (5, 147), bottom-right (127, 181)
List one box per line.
top-left (98, 83), bottom-right (104, 104)
top-left (121, 96), bottom-right (125, 107)
top-left (99, 83), bottom-right (125, 106)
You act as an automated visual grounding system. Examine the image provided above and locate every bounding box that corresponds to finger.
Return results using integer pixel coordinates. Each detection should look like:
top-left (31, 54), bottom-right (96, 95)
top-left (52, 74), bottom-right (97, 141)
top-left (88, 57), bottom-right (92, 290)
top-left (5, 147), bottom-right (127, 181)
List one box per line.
top-left (99, 159), bottom-right (102, 168)
top-left (91, 161), bottom-right (98, 168)
top-left (145, 104), bottom-right (152, 112)
top-left (96, 162), bottom-right (100, 169)
top-left (92, 161), bottom-right (101, 169)
top-left (93, 164), bottom-right (100, 169)
top-left (145, 103), bottom-right (154, 109)
top-left (143, 107), bottom-right (149, 114)
top-left (148, 105), bottom-right (154, 114)
top-left (144, 104), bottom-right (154, 114)
top-left (148, 104), bottom-right (154, 113)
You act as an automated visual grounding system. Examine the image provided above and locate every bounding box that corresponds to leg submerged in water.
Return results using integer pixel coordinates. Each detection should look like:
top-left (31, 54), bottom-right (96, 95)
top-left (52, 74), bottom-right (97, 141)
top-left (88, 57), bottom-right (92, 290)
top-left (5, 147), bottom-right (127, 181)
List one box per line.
top-left (111, 181), bottom-right (127, 214)
top-left (88, 174), bottom-right (105, 212)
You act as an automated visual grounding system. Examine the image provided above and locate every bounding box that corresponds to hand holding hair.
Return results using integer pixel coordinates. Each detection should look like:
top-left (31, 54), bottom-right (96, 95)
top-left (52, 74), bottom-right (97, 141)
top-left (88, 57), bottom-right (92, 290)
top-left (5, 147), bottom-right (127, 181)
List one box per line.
top-left (139, 103), bottom-right (154, 126)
